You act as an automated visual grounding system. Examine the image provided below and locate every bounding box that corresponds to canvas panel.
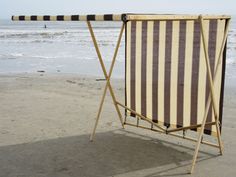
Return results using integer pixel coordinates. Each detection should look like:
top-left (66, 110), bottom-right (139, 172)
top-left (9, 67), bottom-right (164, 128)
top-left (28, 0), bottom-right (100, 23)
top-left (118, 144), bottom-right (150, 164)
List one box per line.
top-left (125, 19), bottom-right (228, 136)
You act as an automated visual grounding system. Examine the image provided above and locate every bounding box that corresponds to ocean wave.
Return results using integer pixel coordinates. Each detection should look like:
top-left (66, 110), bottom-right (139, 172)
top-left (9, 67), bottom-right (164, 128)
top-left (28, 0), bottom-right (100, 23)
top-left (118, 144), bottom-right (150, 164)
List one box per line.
top-left (0, 53), bottom-right (24, 59)
top-left (0, 53), bottom-right (81, 60)
top-left (227, 58), bottom-right (236, 65)
top-left (31, 40), bottom-right (54, 43)
top-left (30, 55), bottom-right (76, 59)
top-left (0, 30), bottom-right (122, 46)
top-left (0, 28), bottom-right (119, 39)
top-left (0, 31), bottom-right (70, 39)
top-left (0, 38), bottom-right (124, 46)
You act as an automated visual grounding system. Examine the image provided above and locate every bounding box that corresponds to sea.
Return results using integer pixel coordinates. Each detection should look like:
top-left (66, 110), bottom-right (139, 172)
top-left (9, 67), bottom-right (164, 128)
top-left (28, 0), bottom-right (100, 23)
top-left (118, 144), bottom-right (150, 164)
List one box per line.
top-left (0, 17), bottom-right (235, 79)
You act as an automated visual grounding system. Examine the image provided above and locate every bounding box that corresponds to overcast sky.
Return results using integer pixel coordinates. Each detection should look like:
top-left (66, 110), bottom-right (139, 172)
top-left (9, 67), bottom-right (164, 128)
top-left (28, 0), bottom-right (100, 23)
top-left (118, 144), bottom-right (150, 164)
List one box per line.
top-left (0, 0), bottom-right (235, 19)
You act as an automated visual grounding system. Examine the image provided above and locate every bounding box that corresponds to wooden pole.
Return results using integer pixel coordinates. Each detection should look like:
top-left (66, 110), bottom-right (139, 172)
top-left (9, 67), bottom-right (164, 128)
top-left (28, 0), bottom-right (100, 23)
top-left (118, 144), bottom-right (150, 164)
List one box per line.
top-left (126, 15), bottom-right (230, 21)
top-left (199, 16), bottom-right (230, 155)
top-left (87, 22), bottom-right (125, 141)
top-left (124, 122), bottom-right (220, 148)
top-left (167, 121), bottom-right (216, 133)
top-left (190, 15), bottom-right (229, 173)
top-left (190, 85), bottom-right (212, 173)
top-left (210, 18), bottom-right (231, 153)
top-left (116, 101), bottom-right (166, 132)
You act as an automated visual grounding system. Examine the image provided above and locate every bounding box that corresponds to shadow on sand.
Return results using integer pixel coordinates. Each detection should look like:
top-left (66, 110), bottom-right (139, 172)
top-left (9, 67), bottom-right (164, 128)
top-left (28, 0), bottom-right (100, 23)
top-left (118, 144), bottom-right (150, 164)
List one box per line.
top-left (0, 130), bottom-right (216, 177)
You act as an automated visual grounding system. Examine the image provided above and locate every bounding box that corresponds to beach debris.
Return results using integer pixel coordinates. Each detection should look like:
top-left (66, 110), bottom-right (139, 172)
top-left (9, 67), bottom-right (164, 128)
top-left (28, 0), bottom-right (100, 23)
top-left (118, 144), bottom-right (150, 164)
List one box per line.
top-left (66, 80), bottom-right (76, 84)
top-left (96, 78), bottom-right (106, 81)
top-left (78, 83), bottom-right (84, 86)
top-left (106, 122), bottom-right (112, 126)
top-left (37, 70), bottom-right (45, 73)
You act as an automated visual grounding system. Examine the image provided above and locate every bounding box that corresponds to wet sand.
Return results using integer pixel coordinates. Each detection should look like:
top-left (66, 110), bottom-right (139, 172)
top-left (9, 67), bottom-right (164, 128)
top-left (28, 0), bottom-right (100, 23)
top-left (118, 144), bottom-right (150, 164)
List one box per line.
top-left (0, 73), bottom-right (235, 177)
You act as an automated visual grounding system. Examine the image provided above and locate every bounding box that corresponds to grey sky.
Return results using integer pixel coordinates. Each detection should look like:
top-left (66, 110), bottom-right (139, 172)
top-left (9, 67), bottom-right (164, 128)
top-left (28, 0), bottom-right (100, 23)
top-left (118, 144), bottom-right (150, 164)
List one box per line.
top-left (0, 0), bottom-right (235, 19)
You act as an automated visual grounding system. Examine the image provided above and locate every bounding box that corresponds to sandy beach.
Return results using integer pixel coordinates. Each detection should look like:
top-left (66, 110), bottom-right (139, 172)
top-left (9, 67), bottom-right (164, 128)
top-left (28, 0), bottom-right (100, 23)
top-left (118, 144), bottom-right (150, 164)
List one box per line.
top-left (0, 73), bottom-right (235, 177)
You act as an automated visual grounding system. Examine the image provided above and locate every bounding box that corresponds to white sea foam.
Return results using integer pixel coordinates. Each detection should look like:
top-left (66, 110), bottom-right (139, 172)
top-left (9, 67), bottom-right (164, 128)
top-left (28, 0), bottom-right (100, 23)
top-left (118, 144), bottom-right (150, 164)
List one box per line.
top-left (0, 19), bottom-right (235, 77)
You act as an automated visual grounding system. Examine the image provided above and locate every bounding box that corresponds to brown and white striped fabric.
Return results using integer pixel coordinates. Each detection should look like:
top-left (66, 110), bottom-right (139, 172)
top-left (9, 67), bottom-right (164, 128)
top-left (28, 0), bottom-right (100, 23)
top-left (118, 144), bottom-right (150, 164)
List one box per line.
top-left (12, 14), bottom-right (125, 21)
top-left (125, 19), bottom-right (228, 136)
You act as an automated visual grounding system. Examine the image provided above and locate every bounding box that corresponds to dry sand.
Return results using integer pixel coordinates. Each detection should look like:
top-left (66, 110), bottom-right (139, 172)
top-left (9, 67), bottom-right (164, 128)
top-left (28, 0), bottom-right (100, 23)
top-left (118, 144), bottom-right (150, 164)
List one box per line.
top-left (0, 73), bottom-right (235, 177)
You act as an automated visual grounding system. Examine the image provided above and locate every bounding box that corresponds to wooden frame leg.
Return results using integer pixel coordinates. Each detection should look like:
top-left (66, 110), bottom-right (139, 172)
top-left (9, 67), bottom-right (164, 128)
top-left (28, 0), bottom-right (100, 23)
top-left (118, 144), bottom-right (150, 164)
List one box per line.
top-left (190, 16), bottom-right (230, 173)
top-left (190, 96), bottom-right (212, 173)
top-left (87, 22), bottom-right (125, 141)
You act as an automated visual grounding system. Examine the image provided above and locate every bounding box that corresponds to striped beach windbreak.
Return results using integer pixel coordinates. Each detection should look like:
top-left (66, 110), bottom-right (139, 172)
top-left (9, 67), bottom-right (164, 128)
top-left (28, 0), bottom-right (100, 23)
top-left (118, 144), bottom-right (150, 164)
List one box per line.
top-left (11, 14), bottom-right (230, 136)
top-left (125, 18), bottom-right (228, 136)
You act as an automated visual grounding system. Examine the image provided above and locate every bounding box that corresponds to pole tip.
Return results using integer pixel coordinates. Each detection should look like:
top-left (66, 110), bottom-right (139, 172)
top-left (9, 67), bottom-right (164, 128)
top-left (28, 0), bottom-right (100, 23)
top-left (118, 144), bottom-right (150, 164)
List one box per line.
top-left (199, 14), bottom-right (203, 20)
top-left (89, 135), bottom-right (94, 142)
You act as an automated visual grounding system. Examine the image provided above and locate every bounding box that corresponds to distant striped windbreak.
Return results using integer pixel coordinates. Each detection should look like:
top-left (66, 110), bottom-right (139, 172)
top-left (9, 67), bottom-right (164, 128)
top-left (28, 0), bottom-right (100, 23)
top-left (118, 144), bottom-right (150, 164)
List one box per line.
top-left (125, 19), bottom-right (228, 136)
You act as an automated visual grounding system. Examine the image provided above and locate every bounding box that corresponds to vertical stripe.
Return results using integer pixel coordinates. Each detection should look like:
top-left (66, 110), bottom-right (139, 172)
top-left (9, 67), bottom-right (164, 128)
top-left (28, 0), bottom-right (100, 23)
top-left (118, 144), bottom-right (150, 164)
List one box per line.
top-left (87, 15), bottom-right (95, 21)
top-left (43, 16), bottom-right (50, 21)
top-left (24, 16), bottom-right (31, 21)
top-left (219, 47), bottom-right (226, 130)
top-left (126, 22), bottom-right (131, 115)
top-left (204, 19), bottom-right (218, 134)
top-left (57, 15), bottom-right (64, 21)
top-left (64, 16), bottom-right (71, 21)
top-left (177, 21), bottom-right (186, 127)
top-left (152, 21), bottom-right (160, 123)
top-left (135, 22), bottom-right (143, 115)
top-left (197, 20), bottom-right (209, 129)
top-left (95, 15), bottom-right (104, 21)
top-left (183, 21), bottom-right (194, 127)
top-left (146, 21), bottom-right (154, 119)
top-left (37, 16), bottom-right (44, 21)
top-left (164, 21), bottom-right (172, 127)
top-left (190, 21), bottom-right (201, 127)
top-left (158, 21), bottom-right (166, 124)
top-left (141, 21), bottom-right (147, 116)
top-left (170, 21), bottom-right (180, 127)
top-left (31, 16), bottom-right (37, 21)
top-left (130, 21), bottom-right (136, 117)
top-left (79, 15), bottom-right (87, 21)
top-left (104, 14), bottom-right (113, 21)
top-left (212, 19), bottom-right (225, 134)
top-left (50, 16), bottom-right (57, 21)
top-left (71, 15), bottom-right (79, 21)
top-left (19, 16), bottom-right (25, 21)
top-left (219, 22), bottom-right (228, 132)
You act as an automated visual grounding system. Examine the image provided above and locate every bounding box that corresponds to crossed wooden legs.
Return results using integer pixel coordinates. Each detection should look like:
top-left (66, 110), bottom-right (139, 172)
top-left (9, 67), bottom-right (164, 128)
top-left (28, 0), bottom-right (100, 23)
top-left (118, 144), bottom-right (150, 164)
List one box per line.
top-left (87, 22), bottom-right (125, 141)
top-left (190, 16), bottom-right (230, 173)
top-left (87, 18), bottom-right (230, 174)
